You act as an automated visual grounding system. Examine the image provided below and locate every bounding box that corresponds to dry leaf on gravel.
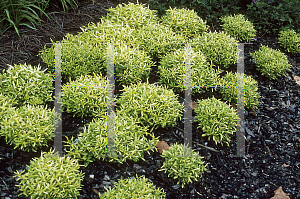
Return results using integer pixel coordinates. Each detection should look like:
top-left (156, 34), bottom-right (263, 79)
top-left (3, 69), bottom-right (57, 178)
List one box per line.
top-left (190, 101), bottom-right (198, 110)
top-left (282, 163), bottom-right (289, 168)
top-left (270, 187), bottom-right (290, 199)
top-left (155, 140), bottom-right (169, 154)
top-left (293, 75), bottom-right (300, 86)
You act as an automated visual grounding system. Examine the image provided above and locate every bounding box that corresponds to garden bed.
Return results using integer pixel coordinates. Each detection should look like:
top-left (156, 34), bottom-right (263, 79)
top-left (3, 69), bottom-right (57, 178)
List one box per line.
top-left (0, 0), bottom-right (300, 198)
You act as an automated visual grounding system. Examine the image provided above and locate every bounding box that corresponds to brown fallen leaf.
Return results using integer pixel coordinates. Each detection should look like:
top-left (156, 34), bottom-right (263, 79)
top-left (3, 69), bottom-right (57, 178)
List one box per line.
top-left (92, 188), bottom-right (99, 195)
top-left (155, 140), bottom-right (169, 154)
top-left (190, 101), bottom-right (198, 110)
top-left (270, 187), bottom-right (290, 199)
top-left (282, 163), bottom-right (289, 168)
top-left (293, 75), bottom-right (300, 86)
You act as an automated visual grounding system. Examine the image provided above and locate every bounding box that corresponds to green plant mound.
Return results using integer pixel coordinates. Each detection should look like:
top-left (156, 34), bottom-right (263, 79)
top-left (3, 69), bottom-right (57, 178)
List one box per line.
top-left (14, 150), bottom-right (84, 199)
top-left (192, 31), bottom-right (239, 69)
top-left (100, 174), bottom-right (166, 199)
top-left (158, 47), bottom-right (222, 94)
top-left (158, 143), bottom-right (207, 188)
top-left (161, 7), bottom-right (208, 40)
top-left (220, 14), bottom-right (257, 43)
top-left (132, 21), bottom-right (187, 60)
top-left (250, 45), bottom-right (292, 80)
top-left (61, 73), bottom-right (114, 118)
top-left (115, 81), bottom-right (184, 132)
top-left (99, 1), bottom-right (160, 30)
top-left (39, 34), bottom-right (107, 82)
top-left (102, 44), bottom-right (155, 85)
top-left (0, 63), bottom-right (53, 107)
top-left (80, 20), bottom-right (138, 46)
top-left (194, 97), bottom-right (239, 146)
top-left (64, 109), bottom-right (159, 166)
top-left (0, 104), bottom-right (56, 152)
top-left (219, 72), bottom-right (260, 110)
top-left (278, 29), bottom-right (300, 54)
top-left (0, 94), bottom-right (15, 124)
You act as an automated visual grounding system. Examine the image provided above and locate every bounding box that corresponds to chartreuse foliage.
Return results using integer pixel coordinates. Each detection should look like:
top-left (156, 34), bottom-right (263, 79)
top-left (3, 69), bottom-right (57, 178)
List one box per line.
top-left (131, 21), bottom-right (187, 60)
top-left (61, 73), bottom-right (113, 118)
top-left (99, 1), bottom-right (160, 30)
top-left (194, 97), bottom-right (239, 146)
top-left (0, 104), bottom-right (57, 152)
top-left (99, 174), bottom-right (166, 199)
top-left (14, 150), bottom-right (84, 199)
top-left (0, 93), bottom-right (15, 124)
top-left (39, 34), bottom-right (107, 82)
top-left (102, 44), bottom-right (155, 85)
top-left (250, 45), bottom-right (292, 80)
top-left (220, 72), bottom-right (260, 110)
top-left (158, 47), bottom-right (222, 94)
top-left (192, 31), bottom-right (239, 69)
top-left (220, 14), bottom-right (257, 43)
top-left (64, 109), bottom-right (159, 167)
top-left (159, 143), bottom-right (207, 188)
top-left (278, 29), bottom-right (300, 54)
top-left (115, 81), bottom-right (184, 133)
top-left (0, 63), bottom-right (53, 107)
top-left (161, 7), bottom-right (208, 40)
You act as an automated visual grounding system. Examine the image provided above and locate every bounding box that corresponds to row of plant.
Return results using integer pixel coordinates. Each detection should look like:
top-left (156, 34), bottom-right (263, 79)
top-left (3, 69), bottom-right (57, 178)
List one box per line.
top-left (0, 2), bottom-right (296, 198)
top-left (147, 0), bottom-right (300, 35)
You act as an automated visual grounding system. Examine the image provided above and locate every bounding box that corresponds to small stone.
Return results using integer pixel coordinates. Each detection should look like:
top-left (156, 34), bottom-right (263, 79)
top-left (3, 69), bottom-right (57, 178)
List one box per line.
top-left (103, 175), bottom-right (110, 181)
top-left (102, 181), bottom-right (111, 185)
top-left (172, 184), bottom-right (180, 189)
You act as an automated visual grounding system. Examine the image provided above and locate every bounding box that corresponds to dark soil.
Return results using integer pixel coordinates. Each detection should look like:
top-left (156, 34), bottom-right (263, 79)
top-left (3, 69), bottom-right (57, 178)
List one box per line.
top-left (1, 0), bottom-right (300, 198)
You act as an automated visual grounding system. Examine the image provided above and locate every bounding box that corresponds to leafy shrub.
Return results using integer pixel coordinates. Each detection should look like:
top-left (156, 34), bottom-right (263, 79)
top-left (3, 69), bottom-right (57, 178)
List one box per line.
top-left (220, 13), bottom-right (257, 43)
top-left (64, 109), bottom-right (159, 166)
top-left (115, 81), bottom-right (184, 132)
top-left (192, 31), bottom-right (239, 69)
top-left (160, 7), bottom-right (208, 40)
top-left (246, 0), bottom-right (300, 35)
top-left (158, 143), bottom-right (207, 188)
top-left (100, 174), bottom-right (166, 199)
top-left (0, 104), bottom-right (56, 152)
top-left (0, 63), bottom-right (53, 107)
top-left (0, 93), bottom-right (15, 124)
top-left (40, 22), bottom-right (148, 83)
top-left (14, 150), bottom-right (84, 199)
top-left (194, 97), bottom-right (239, 146)
top-left (131, 21), bottom-right (187, 60)
top-left (278, 29), bottom-right (300, 54)
top-left (99, 1), bottom-right (160, 30)
top-left (220, 72), bottom-right (260, 110)
top-left (102, 44), bottom-right (155, 85)
top-left (61, 73), bottom-right (113, 118)
top-left (39, 34), bottom-right (107, 82)
top-left (148, 0), bottom-right (241, 28)
top-left (250, 45), bottom-right (292, 80)
top-left (158, 47), bottom-right (222, 94)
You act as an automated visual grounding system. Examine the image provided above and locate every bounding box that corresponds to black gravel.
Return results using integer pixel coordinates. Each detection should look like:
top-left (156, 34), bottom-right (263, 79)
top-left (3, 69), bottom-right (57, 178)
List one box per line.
top-left (1, 34), bottom-right (300, 199)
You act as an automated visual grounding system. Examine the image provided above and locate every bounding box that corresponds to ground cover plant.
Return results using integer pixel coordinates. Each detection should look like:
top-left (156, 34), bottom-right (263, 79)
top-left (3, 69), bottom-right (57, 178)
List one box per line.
top-left (250, 44), bottom-right (292, 80)
top-left (0, 63), bottom-right (53, 107)
top-left (0, 0), bottom-right (300, 198)
top-left (61, 73), bottom-right (112, 118)
top-left (219, 71), bottom-right (260, 110)
top-left (99, 174), bottom-right (166, 199)
top-left (0, 104), bottom-right (56, 152)
top-left (64, 108), bottom-right (159, 167)
top-left (158, 47), bottom-right (222, 94)
top-left (14, 150), bottom-right (84, 198)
